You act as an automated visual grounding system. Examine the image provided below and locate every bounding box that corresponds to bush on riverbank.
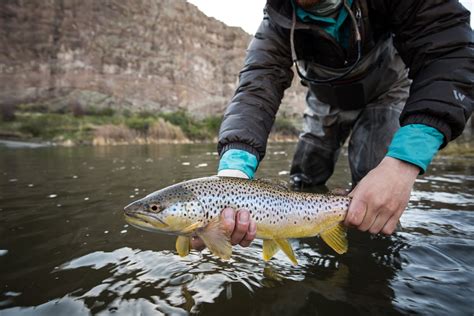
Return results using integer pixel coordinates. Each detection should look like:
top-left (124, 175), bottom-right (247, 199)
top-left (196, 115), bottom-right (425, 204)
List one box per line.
top-left (0, 106), bottom-right (227, 144)
top-left (0, 103), bottom-right (304, 145)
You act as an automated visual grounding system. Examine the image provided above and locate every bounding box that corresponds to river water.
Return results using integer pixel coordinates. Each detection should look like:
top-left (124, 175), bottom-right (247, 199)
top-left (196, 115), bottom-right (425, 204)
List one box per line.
top-left (0, 143), bottom-right (472, 315)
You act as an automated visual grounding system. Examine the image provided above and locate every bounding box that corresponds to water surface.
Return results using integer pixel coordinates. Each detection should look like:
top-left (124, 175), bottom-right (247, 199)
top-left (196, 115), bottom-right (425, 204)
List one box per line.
top-left (0, 143), bottom-right (472, 315)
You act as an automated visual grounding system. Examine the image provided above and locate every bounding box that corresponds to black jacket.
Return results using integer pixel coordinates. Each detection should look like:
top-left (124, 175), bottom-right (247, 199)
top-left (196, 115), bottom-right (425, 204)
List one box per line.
top-left (218, 0), bottom-right (473, 161)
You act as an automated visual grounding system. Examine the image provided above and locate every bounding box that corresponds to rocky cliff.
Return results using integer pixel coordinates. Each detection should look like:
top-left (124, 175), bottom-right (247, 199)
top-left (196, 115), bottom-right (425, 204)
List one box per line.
top-left (0, 0), bottom-right (305, 117)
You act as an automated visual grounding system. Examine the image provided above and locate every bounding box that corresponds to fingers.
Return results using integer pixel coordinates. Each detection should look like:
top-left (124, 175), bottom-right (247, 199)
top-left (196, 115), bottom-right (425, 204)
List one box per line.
top-left (345, 191), bottom-right (367, 227)
top-left (220, 208), bottom-right (236, 235)
top-left (191, 208), bottom-right (256, 251)
top-left (240, 220), bottom-right (257, 247)
top-left (230, 210), bottom-right (250, 245)
top-left (381, 211), bottom-right (403, 235)
top-left (230, 209), bottom-right (257, 247)
top-left (368, 212), bottom-right (390, 234)
top-left (190, 236), bottom-right (205, 251)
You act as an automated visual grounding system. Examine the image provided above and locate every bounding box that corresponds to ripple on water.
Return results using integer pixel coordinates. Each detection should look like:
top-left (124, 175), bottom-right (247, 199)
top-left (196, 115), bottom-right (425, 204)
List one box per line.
top-left (0, 143), bottom-right (473, 315)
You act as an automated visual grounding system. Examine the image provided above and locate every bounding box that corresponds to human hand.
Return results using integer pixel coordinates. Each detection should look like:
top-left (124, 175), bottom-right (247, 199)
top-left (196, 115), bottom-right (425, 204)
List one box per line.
top-left (344, 156), bottom-right (419, 235)
top-left (190, 208), bottom-right (257, 250)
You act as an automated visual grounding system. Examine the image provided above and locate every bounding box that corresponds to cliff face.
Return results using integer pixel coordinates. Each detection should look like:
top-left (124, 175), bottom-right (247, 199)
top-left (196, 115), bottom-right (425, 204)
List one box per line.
top-left (0, 0), bottom-right (305, 117)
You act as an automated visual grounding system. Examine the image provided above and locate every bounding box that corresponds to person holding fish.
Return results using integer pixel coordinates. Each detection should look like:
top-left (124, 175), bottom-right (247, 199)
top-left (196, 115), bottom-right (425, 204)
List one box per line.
top-left (124, 0), bottom-right (472, 261)
top-left (191, 0), bottom-right (473, 251)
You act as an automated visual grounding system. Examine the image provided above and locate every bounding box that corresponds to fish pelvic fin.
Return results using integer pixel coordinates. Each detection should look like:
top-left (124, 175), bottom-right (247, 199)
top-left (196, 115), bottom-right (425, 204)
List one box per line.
top-left (196, 217), bottom-right (232, 260)
top-left (320, 223), bottom-right (348, 254)
top-left (176, 236), bottom-right (191, 257)
top-left (262, 239), bottom-right (280, 261)
top-left (275, 239), bottom-right (298, 265)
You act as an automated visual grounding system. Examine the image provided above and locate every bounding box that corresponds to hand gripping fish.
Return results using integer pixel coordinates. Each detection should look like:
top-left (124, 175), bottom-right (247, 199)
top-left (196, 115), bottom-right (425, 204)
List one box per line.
top-left (123, 176), bottom-right (350, 265)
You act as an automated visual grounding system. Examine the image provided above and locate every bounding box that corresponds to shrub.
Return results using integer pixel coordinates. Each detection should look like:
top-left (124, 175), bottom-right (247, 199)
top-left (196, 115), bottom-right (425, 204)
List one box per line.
top-left (272, 116), bottom-right (300, 136)
top-left (71, 102), bottom-right (85, 117)
top-left (148, 118), bottom-right (186, 141)
top-left (1, 104), bottom-right (16, 122)
top-left (125, 116), bottom-right (155, 134)
top-left (93, 124), bottom-right (137, 144)
top-left (85, 106), bottom-right (116, 116)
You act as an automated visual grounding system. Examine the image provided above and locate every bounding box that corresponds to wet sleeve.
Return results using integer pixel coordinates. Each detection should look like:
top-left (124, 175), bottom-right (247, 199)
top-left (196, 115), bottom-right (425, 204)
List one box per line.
top-left (218, 149), bottom-right (259, 179)
top-left (386, 124), bottom-right (444, 174)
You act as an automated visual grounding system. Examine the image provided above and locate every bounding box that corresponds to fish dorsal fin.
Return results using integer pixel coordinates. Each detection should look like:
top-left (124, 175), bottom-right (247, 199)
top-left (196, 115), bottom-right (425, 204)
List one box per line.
top-left (195, 217), bottom-right (232, 260)
top-left (256, 178), bottom-right (290, 191)
top-left (176, 236), bottom-right (191, 257)
top-left (275, 239), bottom-right (298, 265)
top-left (320, 223), bottom-right (348, 254)
top-left (262, 239), bottom-right (280, 261)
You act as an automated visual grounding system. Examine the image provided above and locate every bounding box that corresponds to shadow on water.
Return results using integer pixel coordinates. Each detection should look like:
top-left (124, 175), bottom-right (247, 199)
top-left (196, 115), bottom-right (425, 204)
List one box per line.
top-left (0, 143), bottom-right (473, 315)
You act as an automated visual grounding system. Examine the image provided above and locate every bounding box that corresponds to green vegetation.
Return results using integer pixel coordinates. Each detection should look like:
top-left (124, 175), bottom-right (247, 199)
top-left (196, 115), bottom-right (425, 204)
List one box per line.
top-left (159, 111), bottom-right (222, 140)
top-left (272, 116), bottom-right (300, 136)
top-left (0, 105), bottom-right (227, 144)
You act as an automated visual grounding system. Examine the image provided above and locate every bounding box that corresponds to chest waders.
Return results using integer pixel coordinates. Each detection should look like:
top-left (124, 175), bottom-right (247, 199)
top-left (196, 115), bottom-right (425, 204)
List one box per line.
top-left (287, 0), bottom-right (410, 189)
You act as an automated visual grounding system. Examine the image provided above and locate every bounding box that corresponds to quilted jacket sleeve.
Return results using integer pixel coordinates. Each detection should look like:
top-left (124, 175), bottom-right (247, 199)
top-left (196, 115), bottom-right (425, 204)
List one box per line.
top-left (217, 13), bottom-right (294, 161)
top-left (378, 0), bottom-right (473, 143)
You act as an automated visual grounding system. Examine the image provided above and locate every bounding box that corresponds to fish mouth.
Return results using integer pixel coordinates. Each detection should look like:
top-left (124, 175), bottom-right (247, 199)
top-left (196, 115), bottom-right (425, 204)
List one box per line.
top-left (124, 212), bottom-right (169, 231)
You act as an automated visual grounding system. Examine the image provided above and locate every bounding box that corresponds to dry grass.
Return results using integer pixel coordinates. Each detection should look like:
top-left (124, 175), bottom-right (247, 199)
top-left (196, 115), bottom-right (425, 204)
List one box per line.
top-left (92, 120), bottom-right (188, 145)
top-left (148, 118), bottom-right (187, 142)
top-left (439, 141), bottom-right (474, 157)
top-left (92, 124), bottom-right (138, 145)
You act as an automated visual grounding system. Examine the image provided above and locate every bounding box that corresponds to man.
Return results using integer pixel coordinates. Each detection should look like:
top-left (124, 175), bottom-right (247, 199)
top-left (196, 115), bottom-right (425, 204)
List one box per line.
top-left (191, 0), bottom-right (473, 250)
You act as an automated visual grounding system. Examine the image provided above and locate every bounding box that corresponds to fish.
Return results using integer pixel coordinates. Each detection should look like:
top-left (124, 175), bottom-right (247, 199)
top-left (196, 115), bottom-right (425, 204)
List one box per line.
top-left (123, 176), bottom-right (351, 265)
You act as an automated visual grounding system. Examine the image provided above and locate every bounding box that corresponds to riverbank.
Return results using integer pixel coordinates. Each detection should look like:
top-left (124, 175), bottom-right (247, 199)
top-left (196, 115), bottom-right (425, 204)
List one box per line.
top-left (1, 107), bottom-right (472, 156)
top-left (0, 107), bottom-right (300, 146)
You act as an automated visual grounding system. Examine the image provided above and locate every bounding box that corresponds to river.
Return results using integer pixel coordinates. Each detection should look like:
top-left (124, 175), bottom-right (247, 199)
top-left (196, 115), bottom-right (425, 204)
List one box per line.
top-left (0, 143), bottom-right (473, 315)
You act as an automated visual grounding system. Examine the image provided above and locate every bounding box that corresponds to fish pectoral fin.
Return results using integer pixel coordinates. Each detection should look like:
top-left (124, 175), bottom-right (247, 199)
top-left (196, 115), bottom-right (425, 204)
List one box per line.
top-left (275, 239), bottom-right (298, 265)
top-left (320, 223), bottom-right (348, 254)
top-left (176, 236), bottom-right (191, 257)
top-left (195, 217), bottom-right (232, 260)
top-left (181, 222), bottom-right (203, 234)
top-left (262, 239), bottom-right (280, 261)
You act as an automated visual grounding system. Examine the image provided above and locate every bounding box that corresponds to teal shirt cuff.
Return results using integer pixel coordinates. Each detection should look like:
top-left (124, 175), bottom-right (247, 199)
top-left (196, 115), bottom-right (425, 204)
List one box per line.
top-left (218, 149), bottom-right (259, 179)
top-left (386, 124), bottom-right (444, 174)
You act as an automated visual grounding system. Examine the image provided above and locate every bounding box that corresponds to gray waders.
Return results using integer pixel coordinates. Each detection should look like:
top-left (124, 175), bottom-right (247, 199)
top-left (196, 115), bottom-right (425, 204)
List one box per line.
top-left (289, 75), bottom-right (411, 189)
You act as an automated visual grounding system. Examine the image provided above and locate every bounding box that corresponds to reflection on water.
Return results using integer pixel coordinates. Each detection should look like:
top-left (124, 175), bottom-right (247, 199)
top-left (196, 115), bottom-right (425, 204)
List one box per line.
top-left (0, 143), bottom-right (473, 315)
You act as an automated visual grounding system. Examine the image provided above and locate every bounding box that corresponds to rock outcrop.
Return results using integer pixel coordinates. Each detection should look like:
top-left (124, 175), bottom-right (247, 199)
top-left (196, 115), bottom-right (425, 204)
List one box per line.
top-left (0, 0), bottom-right (305, 117)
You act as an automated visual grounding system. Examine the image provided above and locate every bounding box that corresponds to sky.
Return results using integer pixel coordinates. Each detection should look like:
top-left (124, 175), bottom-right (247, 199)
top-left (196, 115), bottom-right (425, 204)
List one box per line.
top-left (188, 0), bottom-right (473, 34)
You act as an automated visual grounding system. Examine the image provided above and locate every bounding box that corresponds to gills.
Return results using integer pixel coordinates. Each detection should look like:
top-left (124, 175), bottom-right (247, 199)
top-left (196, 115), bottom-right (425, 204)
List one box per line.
top-left (123, 176), bottom-right (350, 265)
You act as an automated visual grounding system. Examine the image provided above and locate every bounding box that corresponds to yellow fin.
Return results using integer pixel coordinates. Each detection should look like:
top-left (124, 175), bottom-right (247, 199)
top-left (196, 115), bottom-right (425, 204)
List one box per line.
top-left (275, 239), bottom-right (298, 265)
top-left (262, 239), bottom-right (280, 261)
top-left (176, 236), bottom-right (191, 257)
top-left (320, 223), bottom-right (348, 254)
top-left (196, 217), bottom-right (232, 260)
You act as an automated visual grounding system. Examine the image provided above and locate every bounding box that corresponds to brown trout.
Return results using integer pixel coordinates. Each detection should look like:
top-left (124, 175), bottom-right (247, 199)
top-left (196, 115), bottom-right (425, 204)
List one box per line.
top-left (123, 176), bottom-right (350, 265)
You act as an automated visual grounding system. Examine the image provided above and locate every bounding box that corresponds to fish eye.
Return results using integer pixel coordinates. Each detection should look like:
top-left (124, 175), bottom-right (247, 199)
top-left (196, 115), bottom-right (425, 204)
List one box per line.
top-left (151, 205), bottom-right (158, 211)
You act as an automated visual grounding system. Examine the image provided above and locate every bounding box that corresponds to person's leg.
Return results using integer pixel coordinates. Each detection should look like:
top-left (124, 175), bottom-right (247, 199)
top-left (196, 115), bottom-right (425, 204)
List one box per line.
top-left (290, 91), bottom-right (358, 188)
top-left (349, 78), bottom-right (410, 186)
